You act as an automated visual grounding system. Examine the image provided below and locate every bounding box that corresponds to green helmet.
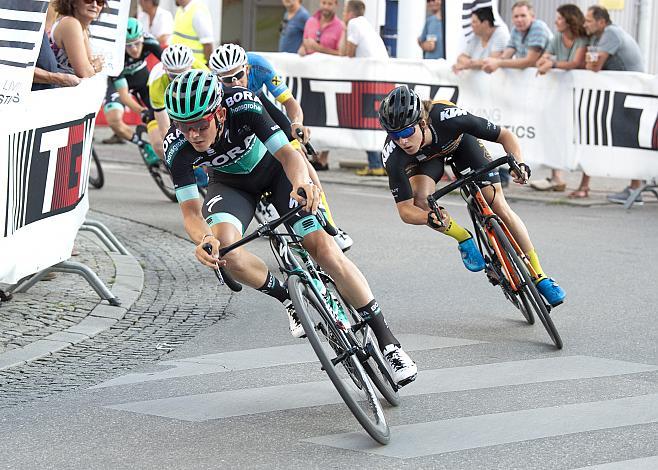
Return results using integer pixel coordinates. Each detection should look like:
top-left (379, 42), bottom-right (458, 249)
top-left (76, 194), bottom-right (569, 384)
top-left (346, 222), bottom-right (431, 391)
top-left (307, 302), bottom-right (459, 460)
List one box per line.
top-left (126, 18), bottom-right (144, 42)
top-left (165, 70), bottom-right (223, 122)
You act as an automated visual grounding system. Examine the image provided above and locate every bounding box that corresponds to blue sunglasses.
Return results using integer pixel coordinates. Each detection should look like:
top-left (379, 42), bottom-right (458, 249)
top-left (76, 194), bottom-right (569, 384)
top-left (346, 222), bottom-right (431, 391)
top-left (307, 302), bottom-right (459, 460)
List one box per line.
top-left (388, 125), bottom-right (416, 140)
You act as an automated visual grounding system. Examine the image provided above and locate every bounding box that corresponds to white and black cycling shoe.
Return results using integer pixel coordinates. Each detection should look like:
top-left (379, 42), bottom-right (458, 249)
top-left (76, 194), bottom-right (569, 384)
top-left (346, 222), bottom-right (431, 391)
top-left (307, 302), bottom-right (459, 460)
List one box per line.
top-left (334, 228), bottom-right (353, 252)
top-left (255, 201), bottom-right (279, 224)
top-left (283, 299), bottom-right (305, 338)
top-left (382, 344), bottom-right (417, 387)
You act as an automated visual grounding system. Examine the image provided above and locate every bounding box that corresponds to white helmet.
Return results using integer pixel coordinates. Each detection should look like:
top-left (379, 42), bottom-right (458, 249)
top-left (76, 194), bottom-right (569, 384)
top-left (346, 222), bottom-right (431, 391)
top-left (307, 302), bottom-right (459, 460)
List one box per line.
top-left (209, 43), bottom-right (248, 74)
top-left (161, 44), bottom-right (194, 72)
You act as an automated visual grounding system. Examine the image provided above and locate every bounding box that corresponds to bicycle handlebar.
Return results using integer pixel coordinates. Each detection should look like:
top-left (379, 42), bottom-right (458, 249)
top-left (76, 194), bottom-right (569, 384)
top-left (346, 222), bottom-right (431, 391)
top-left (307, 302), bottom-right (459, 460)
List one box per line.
top-left (204, 188), bottom-right (335, 291)
top-left (429, 155), bottom-right (521, 202)
top-left (295, 127), bottom-right (317, 157)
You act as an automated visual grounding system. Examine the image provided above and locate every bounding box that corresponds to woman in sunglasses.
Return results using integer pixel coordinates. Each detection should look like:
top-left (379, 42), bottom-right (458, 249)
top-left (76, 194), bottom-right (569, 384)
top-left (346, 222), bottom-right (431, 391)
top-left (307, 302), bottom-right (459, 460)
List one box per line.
top-left (378, 86), bottom-right (565, 307)
top-left (50, 0), bottom-right (105, 77)
top-left (162, 70), bottom-right (418, 386)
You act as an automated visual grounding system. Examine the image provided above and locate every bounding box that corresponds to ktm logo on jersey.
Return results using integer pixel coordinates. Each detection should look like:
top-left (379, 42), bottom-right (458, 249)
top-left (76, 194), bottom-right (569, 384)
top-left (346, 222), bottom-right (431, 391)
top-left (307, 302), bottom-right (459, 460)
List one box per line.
top-left (440, 107), bottom-right (468, 121)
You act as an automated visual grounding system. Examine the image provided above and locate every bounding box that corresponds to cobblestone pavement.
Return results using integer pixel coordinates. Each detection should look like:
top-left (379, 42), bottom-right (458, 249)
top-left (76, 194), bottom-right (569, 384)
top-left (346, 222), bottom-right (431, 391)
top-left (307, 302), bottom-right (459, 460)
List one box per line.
top-left (0, 235), bottom-right (114, 353)
top-left (0, 211), bottom-right (231, 409)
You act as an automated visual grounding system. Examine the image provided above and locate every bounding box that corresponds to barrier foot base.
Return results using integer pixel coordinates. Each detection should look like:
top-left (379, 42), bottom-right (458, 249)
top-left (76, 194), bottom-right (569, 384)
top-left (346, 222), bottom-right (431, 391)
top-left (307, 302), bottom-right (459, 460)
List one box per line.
top-left (8, 261), bottom-right (119, 306)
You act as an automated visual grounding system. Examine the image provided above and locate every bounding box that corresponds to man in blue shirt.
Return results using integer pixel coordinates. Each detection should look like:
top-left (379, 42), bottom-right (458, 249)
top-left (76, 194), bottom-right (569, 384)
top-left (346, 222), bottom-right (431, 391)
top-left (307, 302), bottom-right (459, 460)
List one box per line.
top-left (418, 0), bottom-right (444, 59)
top-left (482, 0), bottom-right (551, 73)
top-left (279, 0), bottom-right (310, 53)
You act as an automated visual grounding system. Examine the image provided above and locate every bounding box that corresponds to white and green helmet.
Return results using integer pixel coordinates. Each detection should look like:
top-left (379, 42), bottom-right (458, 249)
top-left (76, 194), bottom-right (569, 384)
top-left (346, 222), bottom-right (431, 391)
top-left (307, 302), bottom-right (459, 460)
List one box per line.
top-left (165, 70), bottom-right (223, 122)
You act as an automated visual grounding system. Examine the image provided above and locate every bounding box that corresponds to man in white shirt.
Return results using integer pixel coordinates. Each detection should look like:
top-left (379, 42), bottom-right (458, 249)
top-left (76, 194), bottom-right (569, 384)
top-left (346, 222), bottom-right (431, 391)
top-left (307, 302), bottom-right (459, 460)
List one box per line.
top-left (340, 0), bottom-right (388, 59)
top-left (340, 0), bottom-right (389, 176)
top-left (138, 0), bottom-right (174, 46)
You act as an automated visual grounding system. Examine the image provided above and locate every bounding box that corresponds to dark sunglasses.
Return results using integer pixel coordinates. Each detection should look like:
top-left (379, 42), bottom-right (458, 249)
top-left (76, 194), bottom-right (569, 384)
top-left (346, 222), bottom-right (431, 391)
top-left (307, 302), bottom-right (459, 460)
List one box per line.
top-left (173, 109), bottom-right (220, 133)
top-left (388, 125), bottom-right (416, 141)
top-left (83, 0), bottom-right (106, 7)
top-left (219, 69), bottom-right (246, 84)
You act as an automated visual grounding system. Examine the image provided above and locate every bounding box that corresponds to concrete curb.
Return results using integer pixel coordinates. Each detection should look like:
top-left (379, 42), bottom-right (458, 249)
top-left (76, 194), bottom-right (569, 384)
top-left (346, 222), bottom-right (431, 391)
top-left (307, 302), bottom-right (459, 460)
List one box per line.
top-left (0, 235), bottom-right (144, 371)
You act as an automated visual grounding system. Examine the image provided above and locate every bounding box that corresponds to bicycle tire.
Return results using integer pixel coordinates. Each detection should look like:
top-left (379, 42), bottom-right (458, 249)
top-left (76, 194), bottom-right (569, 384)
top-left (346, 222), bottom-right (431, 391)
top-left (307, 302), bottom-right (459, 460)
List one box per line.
top-left (324, 280), bottom-right (400, 407)
top-left (288, 275), bottom-right (390, 444)
top-left (141, 148), bottom-right (177, 202)
top-left (88, 148), bottom-right (104, 189)
top-left (471, 209), bottom-right (535, 325)
top-left (489, 219), bottom-right (563, 349)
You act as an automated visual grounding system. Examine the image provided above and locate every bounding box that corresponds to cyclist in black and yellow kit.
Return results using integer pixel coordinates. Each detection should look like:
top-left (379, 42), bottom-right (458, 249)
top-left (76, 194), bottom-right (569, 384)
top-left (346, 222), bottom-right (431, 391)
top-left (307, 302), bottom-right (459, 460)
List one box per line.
top-left (378, 86), bottom-right (565, 307)
top-left (162, 70), bottom-right (417, 386)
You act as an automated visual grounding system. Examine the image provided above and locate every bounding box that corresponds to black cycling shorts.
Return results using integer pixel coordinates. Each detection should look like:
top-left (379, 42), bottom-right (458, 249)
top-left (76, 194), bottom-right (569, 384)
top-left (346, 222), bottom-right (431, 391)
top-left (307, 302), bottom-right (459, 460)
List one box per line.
top-left (201, 154), bottom-right (324, 237)
top-left (406, 134), bottom-right (501, 187)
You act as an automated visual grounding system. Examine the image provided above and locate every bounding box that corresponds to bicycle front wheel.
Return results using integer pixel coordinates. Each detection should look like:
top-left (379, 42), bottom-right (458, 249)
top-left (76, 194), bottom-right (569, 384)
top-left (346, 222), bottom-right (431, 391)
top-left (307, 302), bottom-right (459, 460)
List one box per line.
top-left (324, 280), bottom-right (400, 407)
top-left (88, 148), bottom-right (104, 189)
top-left (288, 275), bottom-right (390, 444)
top-left (489, 219), bottom-right (563, 349)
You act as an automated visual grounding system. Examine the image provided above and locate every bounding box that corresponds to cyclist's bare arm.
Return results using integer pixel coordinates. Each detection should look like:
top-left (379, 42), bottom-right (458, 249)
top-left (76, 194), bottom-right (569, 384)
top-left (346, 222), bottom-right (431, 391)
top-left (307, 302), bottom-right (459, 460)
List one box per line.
top-left (155, 109), bottom-right (170, 139)
top-left (179, 198), bottom-right (225, 268)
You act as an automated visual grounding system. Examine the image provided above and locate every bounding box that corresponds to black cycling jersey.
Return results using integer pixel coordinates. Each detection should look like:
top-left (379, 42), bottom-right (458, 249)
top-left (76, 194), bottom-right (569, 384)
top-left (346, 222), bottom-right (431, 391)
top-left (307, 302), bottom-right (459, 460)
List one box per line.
top-left (105, 34), bottom-right (162, 109)
top-left (383, 101), bottom-right (502, 203)
top-left (163, 86), bottom-right (322, 237)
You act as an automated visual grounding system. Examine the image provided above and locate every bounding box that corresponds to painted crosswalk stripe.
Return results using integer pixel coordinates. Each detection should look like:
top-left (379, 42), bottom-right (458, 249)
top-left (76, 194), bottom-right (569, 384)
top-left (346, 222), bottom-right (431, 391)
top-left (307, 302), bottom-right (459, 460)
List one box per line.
top-left (105, 356), bottom-right (657, 421)
top-left (92, 334), bottom-right (483, 389)
top-left (304, 393), bottom-right (658, 459)
top-left (572, 456), bottom-right (658, 470)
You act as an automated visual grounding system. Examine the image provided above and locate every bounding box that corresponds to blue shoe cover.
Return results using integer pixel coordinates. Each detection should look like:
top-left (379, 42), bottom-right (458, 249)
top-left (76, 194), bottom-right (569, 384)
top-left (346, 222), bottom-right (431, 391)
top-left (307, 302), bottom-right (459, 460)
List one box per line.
top-left (458, 237), bottom-right (485, 272)
top-left (194, 166), bottom-right (209, 188)
top-left (536, 277), bottom-right (565, 307)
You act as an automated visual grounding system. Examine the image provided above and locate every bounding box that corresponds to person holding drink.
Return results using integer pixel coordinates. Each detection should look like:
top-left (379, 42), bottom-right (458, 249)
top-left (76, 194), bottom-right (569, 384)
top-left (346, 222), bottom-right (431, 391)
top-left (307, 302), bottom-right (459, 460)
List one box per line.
top-left (418, 0), bottom-right (444, 59)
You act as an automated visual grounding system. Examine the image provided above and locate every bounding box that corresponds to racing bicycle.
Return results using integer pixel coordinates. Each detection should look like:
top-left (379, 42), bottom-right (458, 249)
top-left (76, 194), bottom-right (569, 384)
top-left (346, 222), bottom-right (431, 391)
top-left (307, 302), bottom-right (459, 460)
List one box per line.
top-left (203, 190), bottom-right (398, 444)
top-left (427, 155), bottom-right (563, 349)
top-left (88, 147), bottom-right (104, 189)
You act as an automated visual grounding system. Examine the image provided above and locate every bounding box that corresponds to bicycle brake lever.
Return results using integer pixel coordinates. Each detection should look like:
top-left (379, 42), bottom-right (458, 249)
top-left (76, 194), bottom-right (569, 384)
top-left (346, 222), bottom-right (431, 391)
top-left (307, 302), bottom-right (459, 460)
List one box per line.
top-left (202, 242), bottom-right (225, 286)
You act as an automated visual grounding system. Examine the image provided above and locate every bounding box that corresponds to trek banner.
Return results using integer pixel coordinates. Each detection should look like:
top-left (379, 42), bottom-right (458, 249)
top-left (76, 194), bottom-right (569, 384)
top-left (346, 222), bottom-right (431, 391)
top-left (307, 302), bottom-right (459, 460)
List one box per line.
top-left (260, 53), bottom-right (658, 180)
top-left (0, 75), bottom-right (106, 284)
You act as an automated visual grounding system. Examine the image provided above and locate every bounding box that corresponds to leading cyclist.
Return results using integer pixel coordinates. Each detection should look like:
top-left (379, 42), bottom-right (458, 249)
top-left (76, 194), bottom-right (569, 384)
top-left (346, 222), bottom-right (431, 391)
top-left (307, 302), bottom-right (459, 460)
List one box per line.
top-left (377, 86), bottom-right (565, 307)
top-left (162, 70), bottom-right (417, 386)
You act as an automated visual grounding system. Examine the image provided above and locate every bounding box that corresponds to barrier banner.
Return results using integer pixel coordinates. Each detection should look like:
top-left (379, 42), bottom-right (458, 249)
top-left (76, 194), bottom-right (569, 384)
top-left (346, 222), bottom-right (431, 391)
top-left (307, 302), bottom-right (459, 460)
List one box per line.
top-left (0, 75), bottom-right (106, 284)
top-left (0, 0), bottom-right (50, 108)
top-left (259, 53), bottom-right (658, 179)
top-left (90, 0), bottom-right (130, 75)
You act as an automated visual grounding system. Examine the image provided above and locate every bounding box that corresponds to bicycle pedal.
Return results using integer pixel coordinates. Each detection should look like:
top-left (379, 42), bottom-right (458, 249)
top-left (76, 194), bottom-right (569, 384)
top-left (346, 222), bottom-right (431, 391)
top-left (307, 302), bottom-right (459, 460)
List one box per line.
top-left (395, 373), bottom-right (417, 389)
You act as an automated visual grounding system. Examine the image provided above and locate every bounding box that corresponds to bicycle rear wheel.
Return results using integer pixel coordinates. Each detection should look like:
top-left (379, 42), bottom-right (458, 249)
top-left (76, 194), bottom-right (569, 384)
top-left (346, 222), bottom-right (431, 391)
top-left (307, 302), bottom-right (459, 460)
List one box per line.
top-left (489, 219), bottom-right (563, 349)
top-left (88, 148), bottom-right (104, 189)
top-left (324, 279), bottom-right (400, 407)
top-left (288, 275), bottom-right (390, 444)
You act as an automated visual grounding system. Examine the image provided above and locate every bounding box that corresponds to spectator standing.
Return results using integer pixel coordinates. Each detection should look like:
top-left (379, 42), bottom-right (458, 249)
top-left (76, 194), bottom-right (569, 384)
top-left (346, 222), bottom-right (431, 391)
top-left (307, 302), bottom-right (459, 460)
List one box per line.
top-left (482, 1), bottom-right (552, 74)
top-left (531, 4), bottom-right (588, 194)
top-left (138, 0), bottom-right (174, 46)
top-left (299, 0), bottom-right (344, 171)
top-left (171, 0), bottom-right (214, 64)
top-left (418, 0), bottom-right (444, 59)
top-left (299, 0), bottom-right (344, 56)
top-left (279, 0), bottom-right (310, 53)
top-left (339, 0), bottom-right (388, 176)
top-left (452, 6), bottom-right (510, 72)
top-left (584, 5), bottom-right (645, 205)
top-left (49, 0), bottom-right (105, 78)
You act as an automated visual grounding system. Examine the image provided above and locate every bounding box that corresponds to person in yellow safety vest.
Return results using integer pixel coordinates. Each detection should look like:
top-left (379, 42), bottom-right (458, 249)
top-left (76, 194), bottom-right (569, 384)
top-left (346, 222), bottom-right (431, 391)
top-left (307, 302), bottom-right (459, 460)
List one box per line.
top-left (171, 0), bottom-right (214, 64)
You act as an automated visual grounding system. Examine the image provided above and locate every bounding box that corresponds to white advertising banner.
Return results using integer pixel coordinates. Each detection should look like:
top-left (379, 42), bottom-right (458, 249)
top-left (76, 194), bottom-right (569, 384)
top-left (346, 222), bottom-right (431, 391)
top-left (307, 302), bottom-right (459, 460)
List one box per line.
top-left (89, 0), bottom-right (130, 75)
top-left (0, 0), bottom-right (50, 108)
top-left (259, 53), bottom-right (658, 180)
top-left (0, 75), bottom-right (106, 284)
